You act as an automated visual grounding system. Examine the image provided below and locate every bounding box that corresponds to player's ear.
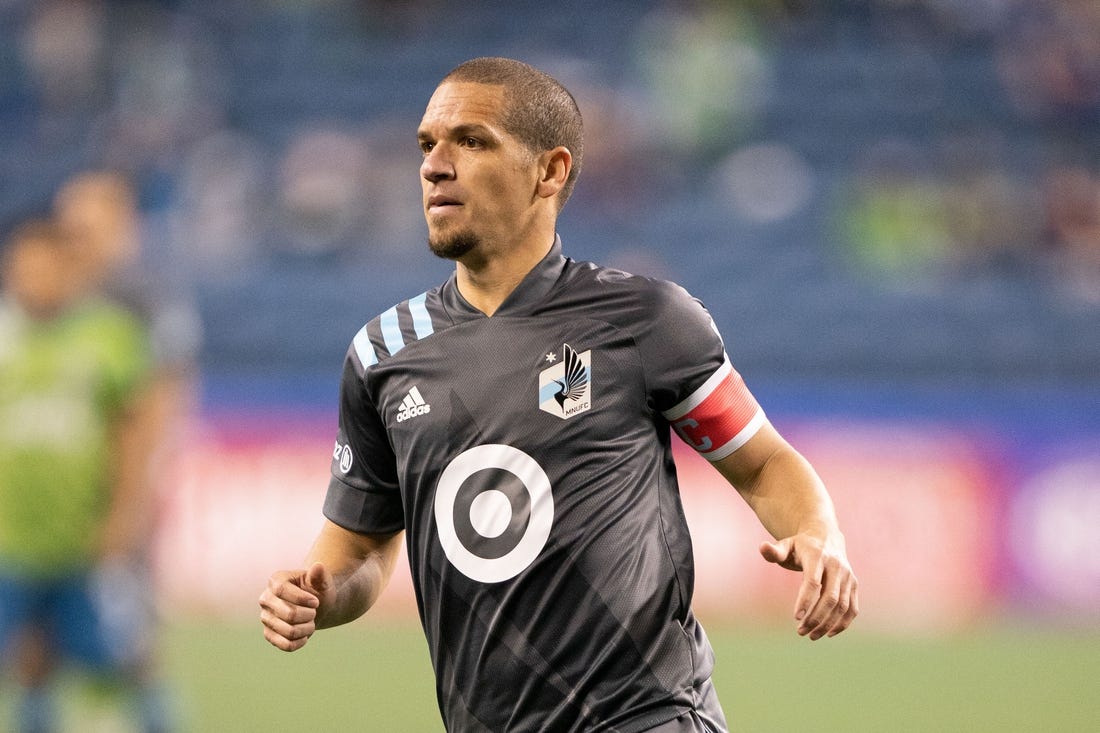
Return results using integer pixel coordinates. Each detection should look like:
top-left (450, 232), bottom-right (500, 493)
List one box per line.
top-left (536, 146), bottom-right (571, 201)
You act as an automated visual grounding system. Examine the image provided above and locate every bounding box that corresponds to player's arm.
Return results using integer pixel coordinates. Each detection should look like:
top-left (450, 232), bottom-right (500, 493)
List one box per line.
top-left (713, 421), bottom-right (859, 640)
top-left (260, 520), bottom-right (403, 652)
top-left (99, 387), bottom-right (157, 562)
top-left (100, 369), bottom-right (193, 561)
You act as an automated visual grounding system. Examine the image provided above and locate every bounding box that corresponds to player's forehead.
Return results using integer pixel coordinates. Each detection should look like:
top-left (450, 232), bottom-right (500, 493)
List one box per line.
top-left (417, 81), bottom-right (508, 139)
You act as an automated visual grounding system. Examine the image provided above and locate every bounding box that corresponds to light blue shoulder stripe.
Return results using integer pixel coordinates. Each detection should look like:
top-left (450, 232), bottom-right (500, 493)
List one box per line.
top-left (409, 292), bottom-right (434, 340)
top-left (354, 291), bottom-right (434, 367)
top-left (352, 325), bottom-right (377, 368)
top-left (379, 305), bottom-right (404, 356)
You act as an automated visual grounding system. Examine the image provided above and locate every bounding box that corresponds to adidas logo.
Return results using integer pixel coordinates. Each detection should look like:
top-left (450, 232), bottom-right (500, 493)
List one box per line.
top-left (396, 386), bottom-right (431, 422)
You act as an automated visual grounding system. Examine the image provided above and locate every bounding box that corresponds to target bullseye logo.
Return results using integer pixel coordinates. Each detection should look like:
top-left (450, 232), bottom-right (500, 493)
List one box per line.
top-left (434, 444), bottom-right (554, 583)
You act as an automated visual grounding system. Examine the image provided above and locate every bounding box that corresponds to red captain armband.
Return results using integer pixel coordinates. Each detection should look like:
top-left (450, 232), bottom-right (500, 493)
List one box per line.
top-left (662, 357), bottom-right (766, 462)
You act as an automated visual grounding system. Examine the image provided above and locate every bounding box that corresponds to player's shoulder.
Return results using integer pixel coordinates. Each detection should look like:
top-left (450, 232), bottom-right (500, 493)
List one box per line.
top-left (75, 296), bottom-right (147, 337)
top-left (563, 257), bottom-right (699, 315)
top-left (560, 258), bottom-right (721, 357)
top-left (348, 287), bottom-right (443, 371)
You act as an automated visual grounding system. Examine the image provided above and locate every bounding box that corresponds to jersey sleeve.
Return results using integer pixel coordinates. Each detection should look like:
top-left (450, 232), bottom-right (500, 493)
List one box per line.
top-left (638, 280), bottom-right (766, 462)
top-left (323, 349), bottom-right (405, 534)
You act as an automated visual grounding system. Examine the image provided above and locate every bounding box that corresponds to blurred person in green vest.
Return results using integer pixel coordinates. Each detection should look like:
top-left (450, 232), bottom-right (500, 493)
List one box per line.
top-left (0, 216), bottom-right (174, 732)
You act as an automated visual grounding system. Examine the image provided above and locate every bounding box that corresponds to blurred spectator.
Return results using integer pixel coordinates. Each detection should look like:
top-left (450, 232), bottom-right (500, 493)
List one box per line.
top-left (713, 142), bottom-right (815, 224)
top-left (545, 61), bottom-right (663, 222)
top-left (995, 0), bottom-right (1100, 126)
top-left (1041, 163), bottom-right (1100, 303)
top-left (55, 170), bottom-right (202, 380)
top-left (172, 129), bottom-right (268, 274)
top-left (17, 0), bottom-right (226, 174)
top-left (18, 0), bottom-right (109, 117)
top-left (274, 126), bottom-right (372, 258)
top-left (0, 217), bottom-right (173, 732)
top-left (96, 2), bottom-right (226, 170)
top-left (631, 2), bottom-right (773, 161)
top-left (832, 139), bottom-right (952, 286)
top-left (936, 131), bottom-right (1043, 277)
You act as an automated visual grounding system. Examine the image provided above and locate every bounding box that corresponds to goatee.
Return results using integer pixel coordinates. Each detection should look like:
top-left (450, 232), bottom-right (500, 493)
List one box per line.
top-left (429, 231), bottom-right (480, 260)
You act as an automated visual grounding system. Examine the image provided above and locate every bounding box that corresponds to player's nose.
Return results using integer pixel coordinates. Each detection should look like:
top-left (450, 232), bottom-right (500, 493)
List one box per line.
top-left (421, 145), bottom-right (455, 183)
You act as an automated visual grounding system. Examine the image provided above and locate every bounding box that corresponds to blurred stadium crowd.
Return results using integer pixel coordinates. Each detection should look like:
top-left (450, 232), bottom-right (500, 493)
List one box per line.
top-left (1, 0), bottom-right (1098, 393)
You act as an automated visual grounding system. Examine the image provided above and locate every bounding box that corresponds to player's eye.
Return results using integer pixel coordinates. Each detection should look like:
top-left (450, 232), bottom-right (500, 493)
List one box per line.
top-left (419, 140), bottom-right (435, 154)
top-left (460, 136), bottom-right (482, 149)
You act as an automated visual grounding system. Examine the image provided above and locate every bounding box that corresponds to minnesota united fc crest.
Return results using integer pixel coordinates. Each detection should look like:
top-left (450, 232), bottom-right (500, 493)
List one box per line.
top-left (538, 343), bottom-right (592, 419)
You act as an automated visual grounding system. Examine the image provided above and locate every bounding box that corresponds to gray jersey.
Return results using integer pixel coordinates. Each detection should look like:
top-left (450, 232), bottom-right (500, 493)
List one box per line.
top-left (325, 239), bottom-right (763, 732)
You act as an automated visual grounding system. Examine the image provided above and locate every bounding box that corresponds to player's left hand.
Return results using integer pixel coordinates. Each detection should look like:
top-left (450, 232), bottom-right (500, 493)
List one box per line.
top-left (760, 533), bottom-right (859, 640)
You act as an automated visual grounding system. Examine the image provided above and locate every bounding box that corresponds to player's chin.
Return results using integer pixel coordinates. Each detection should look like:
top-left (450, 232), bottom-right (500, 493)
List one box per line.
top-left (428, 230), bottom-right (479, 260)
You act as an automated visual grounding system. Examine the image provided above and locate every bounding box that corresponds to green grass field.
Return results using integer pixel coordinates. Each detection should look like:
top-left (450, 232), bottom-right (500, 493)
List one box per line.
top-left (4, 618), bottom-right (1099, 731)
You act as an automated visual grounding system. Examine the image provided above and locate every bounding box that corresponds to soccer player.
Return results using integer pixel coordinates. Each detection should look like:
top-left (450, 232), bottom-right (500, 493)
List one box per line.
top-left (0, 219), bottom-right (171, 733)
top-left (260, 57), bottom-right (859, 733)
top-left (54, 170), bottom-right (202, 402)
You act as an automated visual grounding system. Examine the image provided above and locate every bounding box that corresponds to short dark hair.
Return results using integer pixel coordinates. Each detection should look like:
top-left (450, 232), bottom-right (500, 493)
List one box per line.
top-left (442, 57), bottom-right (584, 209)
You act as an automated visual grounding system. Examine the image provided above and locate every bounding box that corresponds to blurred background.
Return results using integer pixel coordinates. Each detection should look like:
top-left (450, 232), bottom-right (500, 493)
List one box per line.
top-left (1, 0), bottom-right (1098, 730)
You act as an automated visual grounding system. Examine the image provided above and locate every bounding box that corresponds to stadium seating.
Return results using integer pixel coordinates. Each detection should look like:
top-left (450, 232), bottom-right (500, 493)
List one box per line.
top-left (1, 0), bottom-right (1096, 398)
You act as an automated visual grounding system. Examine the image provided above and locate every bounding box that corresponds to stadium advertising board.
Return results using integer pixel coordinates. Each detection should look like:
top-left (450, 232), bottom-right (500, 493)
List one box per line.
top-left (153, 411), bottom-right (1096, 630)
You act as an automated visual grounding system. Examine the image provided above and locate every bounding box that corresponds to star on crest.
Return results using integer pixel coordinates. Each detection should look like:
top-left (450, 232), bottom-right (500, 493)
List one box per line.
top-left (545, 352), bottom-right (557, 363)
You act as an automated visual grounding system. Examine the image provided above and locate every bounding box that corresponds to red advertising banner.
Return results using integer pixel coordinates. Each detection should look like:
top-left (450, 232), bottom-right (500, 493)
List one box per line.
top-left (153, 412), bottom-right (1088, 631)
top-left (154, 412), bottom-right (421, 618)
top-left (675, 419), bottom-right (999, 631)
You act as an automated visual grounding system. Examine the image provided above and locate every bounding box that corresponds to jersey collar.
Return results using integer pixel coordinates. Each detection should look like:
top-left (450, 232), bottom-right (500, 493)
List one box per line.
top-left (440, 235), bottom-right (567, 322)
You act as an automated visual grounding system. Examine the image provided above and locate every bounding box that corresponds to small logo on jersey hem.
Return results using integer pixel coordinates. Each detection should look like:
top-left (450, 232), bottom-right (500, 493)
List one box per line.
top-left (333, 441), bottom-right (353, 474)
top-left (538, 343), bottom-right (591, 419)
top-left (396, 385), bottom-right (431, 422)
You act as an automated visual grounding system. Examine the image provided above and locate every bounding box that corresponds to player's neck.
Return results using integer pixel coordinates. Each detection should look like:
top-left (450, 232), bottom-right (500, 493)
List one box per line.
top-left (454, 235), bottom-right (554, 316)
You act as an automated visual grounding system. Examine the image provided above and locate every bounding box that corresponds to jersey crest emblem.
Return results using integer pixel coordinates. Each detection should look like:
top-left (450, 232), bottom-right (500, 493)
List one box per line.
top-left (538, 343), bottom-right (591, 419)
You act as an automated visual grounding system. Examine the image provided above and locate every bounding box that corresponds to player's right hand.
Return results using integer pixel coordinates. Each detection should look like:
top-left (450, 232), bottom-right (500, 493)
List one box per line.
top-left (259, 562), bottom-right (334, 652)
